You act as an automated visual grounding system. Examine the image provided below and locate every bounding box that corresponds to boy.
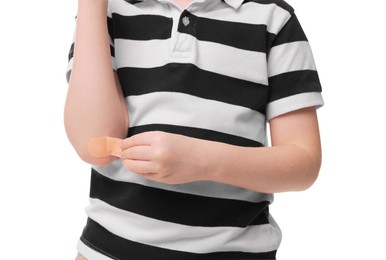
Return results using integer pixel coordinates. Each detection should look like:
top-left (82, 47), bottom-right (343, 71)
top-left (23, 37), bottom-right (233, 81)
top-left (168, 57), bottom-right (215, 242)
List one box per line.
top-left (65, 0), bottom-right (323, 259)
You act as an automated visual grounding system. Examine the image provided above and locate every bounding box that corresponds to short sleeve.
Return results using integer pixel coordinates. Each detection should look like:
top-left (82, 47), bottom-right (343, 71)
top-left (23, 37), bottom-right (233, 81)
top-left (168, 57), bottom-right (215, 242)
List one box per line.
top-left (266, 13), bottom-right (324, 121)
top-left (66, 9), bottom-right (116, 83)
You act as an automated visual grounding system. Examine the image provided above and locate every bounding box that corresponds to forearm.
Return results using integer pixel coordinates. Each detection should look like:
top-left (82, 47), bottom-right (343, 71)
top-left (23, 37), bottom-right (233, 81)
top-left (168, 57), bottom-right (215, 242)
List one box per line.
top-left (64, 0), bottom-right (127, 165)
top-left (120, 121), bottom-right (321, 192)
top-left (202, 141), bottom-right (321, 194)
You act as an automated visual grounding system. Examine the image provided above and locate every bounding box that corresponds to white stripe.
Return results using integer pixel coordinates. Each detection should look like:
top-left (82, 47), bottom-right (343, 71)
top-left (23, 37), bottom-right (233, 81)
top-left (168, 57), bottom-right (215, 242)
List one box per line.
top-left (109, 0), bottom-right (172, 16)
top-left (93, 160), bottom-right (273, 204)
top-left (127, 92), bottom-right (266, 143)
top-left (267, 92), bottom-right (324, 121)
top-left (114, 37), bottom-right (267, 84)
top-left (86, 198), bottom-right (282, 253)
top-left (66, 58), bottom-right (73, 83)
top-left (197, 40), bottom-right (267, 85)
top-left (268, 41), bottom-right (317, 77)
top-left (224, 0), bottom-right (244, 9)
top-left (77, 240), bottom-right (114, 260)
top-left (195, 1), bottom-right (291, 34)
top-left (114, 39), bottom-right (170, 69)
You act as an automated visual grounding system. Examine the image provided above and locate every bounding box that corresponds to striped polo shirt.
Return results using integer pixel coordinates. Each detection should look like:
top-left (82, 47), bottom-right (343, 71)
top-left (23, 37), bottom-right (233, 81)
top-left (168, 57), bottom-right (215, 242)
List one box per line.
top-left (67, 0), bottom-right (323, 259)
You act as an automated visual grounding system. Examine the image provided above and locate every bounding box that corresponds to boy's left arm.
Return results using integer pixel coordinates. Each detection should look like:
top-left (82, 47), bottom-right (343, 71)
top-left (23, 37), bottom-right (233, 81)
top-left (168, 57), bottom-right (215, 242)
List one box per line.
top-left (120, 107), bottom-right (321, 194)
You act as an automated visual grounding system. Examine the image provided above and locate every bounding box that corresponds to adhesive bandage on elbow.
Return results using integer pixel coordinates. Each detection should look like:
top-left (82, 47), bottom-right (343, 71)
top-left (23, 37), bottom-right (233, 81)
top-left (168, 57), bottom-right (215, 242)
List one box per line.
top-left (88, 137), bottom-right (123, 158)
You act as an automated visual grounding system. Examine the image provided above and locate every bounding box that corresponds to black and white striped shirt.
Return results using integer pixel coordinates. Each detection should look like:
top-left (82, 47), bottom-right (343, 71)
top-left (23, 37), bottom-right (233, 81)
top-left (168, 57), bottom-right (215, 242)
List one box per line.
top-left (67, 0), bottom-right (323, 259)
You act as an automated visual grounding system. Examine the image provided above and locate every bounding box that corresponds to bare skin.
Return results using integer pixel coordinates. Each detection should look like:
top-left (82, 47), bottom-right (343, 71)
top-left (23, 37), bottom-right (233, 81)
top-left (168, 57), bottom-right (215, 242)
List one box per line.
top-left (120, 107), bottom-right (321, 193)
top-left (65, 0), bottom-right (322, 194)
top-left (75, 253), bottom-right (87, 260)
top-left (64, 0), bottom-right (128, 166)
top-left (67, 1), bottom-right (321, 259)
top-left (173, 0), bottom-right (193, 9)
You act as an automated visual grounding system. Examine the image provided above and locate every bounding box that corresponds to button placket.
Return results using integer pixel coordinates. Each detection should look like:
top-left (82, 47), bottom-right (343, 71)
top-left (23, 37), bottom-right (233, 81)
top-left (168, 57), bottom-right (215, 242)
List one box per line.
top-left (172, 10), bottom-right (197, 59)
top-left (178, 10), bottom-right (196, 34)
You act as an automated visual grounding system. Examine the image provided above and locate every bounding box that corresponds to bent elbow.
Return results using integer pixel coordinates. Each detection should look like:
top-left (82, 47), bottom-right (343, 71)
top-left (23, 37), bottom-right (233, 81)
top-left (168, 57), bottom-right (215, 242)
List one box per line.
top-left (296, 151), bottom-right (322, 191)
top-left (77, 149), bottom-right (117, 167)
top-left (65, 132), bottom-right (117, 167)
top-left (299, 168), bottom-right (320, 191)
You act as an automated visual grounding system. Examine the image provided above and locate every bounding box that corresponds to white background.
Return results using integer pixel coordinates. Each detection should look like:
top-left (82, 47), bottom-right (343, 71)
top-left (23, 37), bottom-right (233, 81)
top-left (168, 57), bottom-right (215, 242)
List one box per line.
top-left (0, 0), bottom-right (385, 259)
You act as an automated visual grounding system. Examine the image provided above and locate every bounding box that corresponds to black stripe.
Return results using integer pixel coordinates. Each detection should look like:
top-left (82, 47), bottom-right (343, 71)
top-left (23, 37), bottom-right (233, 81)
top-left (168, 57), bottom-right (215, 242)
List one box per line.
top-left (81, 218), bottom-right (277, 260)
top-left (107, 16), bottom-right (114, 40)
top-left (68, 43), bottom-right (74, 61)
top-left (268, 70), bottom-right (322, 102)
top-left (124, 0), bottom-right (143, 4)
top-left (118, 64), bottom-right (269, 113)
top-left (242, 0), bottom-right (294, 14)
top-left (90, 170), bottom-right (270, 227)
top-left (177, 10), bottom-right (272, 53)
top-left (112, 13), bottom-right (172, 40)
top-left (107, 17), bottom-right (116, 58)
top-left (128, 124), bottom-right (264, 147)
top-left (269, 15), bottom-right (308, 48)
top-left (110, 44), bottom-right (115, 58)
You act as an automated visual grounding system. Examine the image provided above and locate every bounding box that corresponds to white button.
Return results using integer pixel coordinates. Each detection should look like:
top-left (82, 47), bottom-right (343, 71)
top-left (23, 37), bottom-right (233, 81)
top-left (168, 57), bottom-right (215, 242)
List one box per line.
top-left (182, 16), bottom-right (190, 26)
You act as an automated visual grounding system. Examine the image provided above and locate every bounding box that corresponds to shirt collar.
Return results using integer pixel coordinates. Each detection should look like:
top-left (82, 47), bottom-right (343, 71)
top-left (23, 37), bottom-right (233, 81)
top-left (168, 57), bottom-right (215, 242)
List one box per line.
top-left (127, 0), bottom-right (244, 9)
top-left (223, 0), bottom-right (244, 9)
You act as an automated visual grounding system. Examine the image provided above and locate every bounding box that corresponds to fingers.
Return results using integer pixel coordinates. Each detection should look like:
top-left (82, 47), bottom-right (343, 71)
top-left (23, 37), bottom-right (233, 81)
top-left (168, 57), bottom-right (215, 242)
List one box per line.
top-left (122, 159), bottom-right (175, 184)
top-left (121, 131), bottom-right (169, 179)
top-left (121, 145), bottom-right (153, 161)
top-left (121, 131), bottom-right (164, 149)
top-left (122, 159), bottom-right (155, 175)
top-left (121, 132), bottom-right (150, 149)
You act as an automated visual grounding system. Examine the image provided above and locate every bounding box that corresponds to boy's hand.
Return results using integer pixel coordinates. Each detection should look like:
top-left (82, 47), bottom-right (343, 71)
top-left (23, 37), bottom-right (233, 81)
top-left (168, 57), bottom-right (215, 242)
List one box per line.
top-left (120, 131), bottom-right (209, 184)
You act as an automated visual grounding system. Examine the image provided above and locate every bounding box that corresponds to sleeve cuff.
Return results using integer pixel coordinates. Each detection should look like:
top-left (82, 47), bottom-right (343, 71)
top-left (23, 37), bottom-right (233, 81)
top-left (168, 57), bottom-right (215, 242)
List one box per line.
top-left (266, 92), bottom-right (324, 121)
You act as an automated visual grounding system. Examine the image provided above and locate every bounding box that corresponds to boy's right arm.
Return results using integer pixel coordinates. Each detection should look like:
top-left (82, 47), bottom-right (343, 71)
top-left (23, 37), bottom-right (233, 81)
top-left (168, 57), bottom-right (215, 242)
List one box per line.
top-left (64, 0), bottom-right (129, 166)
